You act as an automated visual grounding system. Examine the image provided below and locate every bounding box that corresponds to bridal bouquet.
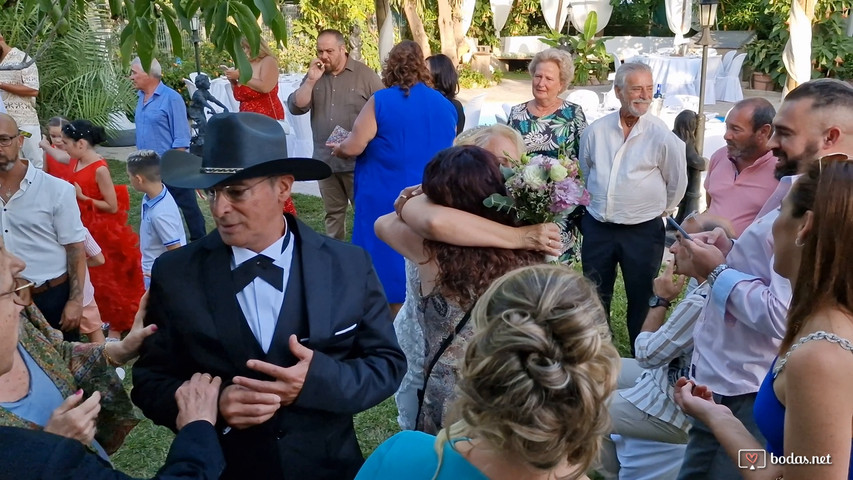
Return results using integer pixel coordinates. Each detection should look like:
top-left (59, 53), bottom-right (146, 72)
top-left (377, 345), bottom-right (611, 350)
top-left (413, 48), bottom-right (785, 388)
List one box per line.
top-left (484, 152), bottom-right (590, 228)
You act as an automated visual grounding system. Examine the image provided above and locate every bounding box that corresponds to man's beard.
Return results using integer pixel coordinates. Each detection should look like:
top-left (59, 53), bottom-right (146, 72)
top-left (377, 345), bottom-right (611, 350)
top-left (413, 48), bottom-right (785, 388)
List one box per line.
top-left (773, 141), bottom-right (820, 180)
top-left (626, 100), bottom-right (651, 117)
top-left (0, 157), bottom-right (16, 172)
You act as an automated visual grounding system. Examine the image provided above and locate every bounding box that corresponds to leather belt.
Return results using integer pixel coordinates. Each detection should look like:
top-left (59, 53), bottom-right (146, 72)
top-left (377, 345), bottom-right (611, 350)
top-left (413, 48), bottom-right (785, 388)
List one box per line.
top-left (31, 273), bottom-right (68, 294)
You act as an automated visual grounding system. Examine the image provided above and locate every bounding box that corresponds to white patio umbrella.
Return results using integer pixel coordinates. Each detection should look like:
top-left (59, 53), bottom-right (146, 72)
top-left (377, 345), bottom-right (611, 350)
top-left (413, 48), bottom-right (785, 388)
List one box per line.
top-left (540, 0), bottom-right (571, 33)
top-left (783, 0), bottom-right (816, 92)
top-left (570, 0), bottom-right (613, 33)
top-left (665, 0), bottom-right (693, 46)
top-left (490, 0), bottom-right (514, 36)
top-left (461, 0), bottom-right (477, 35)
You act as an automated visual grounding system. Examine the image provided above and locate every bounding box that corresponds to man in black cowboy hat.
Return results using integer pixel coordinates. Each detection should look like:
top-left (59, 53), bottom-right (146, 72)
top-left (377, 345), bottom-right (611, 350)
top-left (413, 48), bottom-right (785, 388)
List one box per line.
top-left (131, 112), bottom-right (406, 480)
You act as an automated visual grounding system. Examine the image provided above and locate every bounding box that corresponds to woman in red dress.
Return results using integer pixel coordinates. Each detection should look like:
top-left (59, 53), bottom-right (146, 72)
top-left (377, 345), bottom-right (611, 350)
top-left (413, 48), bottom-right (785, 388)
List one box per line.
top-left (224, 37), bottom-right (296, 215)
top-left (62, 119), bottom-right (144, 338)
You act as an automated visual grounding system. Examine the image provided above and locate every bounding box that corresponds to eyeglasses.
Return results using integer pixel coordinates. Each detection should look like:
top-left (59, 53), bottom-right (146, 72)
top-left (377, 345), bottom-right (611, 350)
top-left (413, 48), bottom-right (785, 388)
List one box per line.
top-left (0, 135), bottom-right (20, 147)
top-left (0, 278), bottom-right (34, 306)
top-left (204, 177), bottom-right (272, 203)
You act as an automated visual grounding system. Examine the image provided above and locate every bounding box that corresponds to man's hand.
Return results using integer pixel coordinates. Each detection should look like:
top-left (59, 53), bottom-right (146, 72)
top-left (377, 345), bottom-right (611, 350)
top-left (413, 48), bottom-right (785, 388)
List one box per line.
top-left (44, 390), bottom-right (101, 445)
top-left (233, 335), bottom-right (314, 406)
top-left (60, 299), bottom-right (83, 331)
top-left (176, 373), bottom-right (222, 430)
top-left (218, 384), bottom-right (281, 429)
top-left (394, 184), bottom-right (423, 217)
top-left (306, 58), bottom-right (325, 82)
top-left (690, 227), bottom-right (733, 257)
top-left (654, 259), bottom-right (686, 300)
top-left (682, 237), bottom-right (727, 279)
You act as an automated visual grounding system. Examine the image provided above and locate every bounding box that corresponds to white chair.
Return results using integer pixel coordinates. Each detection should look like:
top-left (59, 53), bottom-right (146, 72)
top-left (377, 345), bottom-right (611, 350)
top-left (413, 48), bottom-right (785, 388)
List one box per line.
top-left (602, 88), bottom-right (621, 110)
top-left (663, 94), bottom-right (700, 112)
top-left (287, 113), bottom-right (314, 158)
top-left (566, 89), bottom-right (601, 117)
top-left (715, 53), bottom-right (747, 102)
top-left (502, 102), bottom-right (513, 121)
top-left (718, 50), bottom-right (737, 77)
top-left (183, 78), bottom-right (197, 97)
top-left (463, 94), bottom-right (487, 131)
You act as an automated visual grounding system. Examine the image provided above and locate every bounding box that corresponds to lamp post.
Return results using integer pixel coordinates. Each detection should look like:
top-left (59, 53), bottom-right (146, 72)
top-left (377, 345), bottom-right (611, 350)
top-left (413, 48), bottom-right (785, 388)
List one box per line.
top-left (190, 15), bottom-right (202, 75)
top-left (695, 0), bottom-right (719, 157)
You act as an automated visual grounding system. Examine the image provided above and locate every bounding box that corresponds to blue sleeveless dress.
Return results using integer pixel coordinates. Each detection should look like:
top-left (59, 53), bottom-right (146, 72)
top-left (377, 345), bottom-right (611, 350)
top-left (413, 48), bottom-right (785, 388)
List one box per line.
top-left (754, 331), bottom-right (853, 479)
top-left (353, 83), bottom-right (457, 303)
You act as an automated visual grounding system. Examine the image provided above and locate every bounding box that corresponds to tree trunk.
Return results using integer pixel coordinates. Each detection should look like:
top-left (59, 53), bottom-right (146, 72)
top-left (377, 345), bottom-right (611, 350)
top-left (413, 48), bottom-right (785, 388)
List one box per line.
top-left (403, 0), bottom-right (431, 57)
top-left (437, 0), bottom-right (457, 63)
top-left (375, 0), bottom-right (394, 62)
top-left (451, 0), bottom-right (468, 63)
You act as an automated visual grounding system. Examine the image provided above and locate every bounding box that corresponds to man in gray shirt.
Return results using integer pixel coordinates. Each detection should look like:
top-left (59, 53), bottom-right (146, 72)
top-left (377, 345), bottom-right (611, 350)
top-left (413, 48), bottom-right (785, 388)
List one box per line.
top-left (288, 29), bottom-right (384, 240)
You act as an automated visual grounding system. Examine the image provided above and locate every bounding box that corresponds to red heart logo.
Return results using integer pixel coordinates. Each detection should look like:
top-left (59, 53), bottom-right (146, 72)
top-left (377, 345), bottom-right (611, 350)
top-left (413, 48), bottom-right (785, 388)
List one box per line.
top-left (745, 452), bottom-right (759, 464)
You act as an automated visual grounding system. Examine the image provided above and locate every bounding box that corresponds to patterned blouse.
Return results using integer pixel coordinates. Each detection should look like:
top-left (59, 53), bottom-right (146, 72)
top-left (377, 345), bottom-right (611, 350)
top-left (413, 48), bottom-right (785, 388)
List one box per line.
top-left (0, 306), bottom-right (139, 454)
top-left (0, 47), bottom-right (40, 126)
top-left (508, 100), bottom-right (587, 159)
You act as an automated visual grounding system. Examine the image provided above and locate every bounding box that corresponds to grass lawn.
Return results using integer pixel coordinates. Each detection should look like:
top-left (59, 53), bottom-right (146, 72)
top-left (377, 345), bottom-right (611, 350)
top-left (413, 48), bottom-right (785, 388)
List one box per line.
top-left (105, 159), bottom-right (631, 476)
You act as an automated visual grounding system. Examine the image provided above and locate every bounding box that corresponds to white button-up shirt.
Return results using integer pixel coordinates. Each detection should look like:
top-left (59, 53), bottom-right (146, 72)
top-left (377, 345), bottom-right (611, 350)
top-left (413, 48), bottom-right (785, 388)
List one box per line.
top-left (231, 227), bottom-right (294, 353)
top-left (579, 112), bottom-right (687, 225)
top-left (690, 177), bottom-right (794, 396)
top-left (0, 161), bottom-right (86, 284)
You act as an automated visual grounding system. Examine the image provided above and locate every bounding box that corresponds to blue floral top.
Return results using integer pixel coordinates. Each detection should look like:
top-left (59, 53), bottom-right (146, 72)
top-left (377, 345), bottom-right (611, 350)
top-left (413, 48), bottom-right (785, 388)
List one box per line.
top-left (508, 100), bottom-right (587, 159)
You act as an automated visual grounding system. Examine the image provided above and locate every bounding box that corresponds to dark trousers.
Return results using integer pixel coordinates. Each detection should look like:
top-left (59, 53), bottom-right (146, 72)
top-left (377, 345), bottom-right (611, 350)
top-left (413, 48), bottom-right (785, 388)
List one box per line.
top-left (166, 184), bottom-right (207, 242)
top-left (32, 280), bottom-right (80, 342)
top-left (677, 392), bottom-right (765, 480)
top-left (581, 215), bottom-right (664, 354)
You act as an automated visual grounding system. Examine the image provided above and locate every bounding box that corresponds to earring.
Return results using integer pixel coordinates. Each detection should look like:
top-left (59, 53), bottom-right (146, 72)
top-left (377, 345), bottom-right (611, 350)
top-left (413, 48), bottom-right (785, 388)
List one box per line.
top-left (795, 237), bottom-right (805, 247)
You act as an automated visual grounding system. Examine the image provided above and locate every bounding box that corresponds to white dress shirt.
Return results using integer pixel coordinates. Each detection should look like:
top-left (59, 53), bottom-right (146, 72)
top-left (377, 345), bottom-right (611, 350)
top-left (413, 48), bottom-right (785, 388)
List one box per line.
top-left (579, 112), bottom-right (687, 225)
top-left (231, 226), bottom-right (294, 353)
top-left (690, 176), bottom-right (794, 396)
top-left (0, 161), bottom-right (86, 285)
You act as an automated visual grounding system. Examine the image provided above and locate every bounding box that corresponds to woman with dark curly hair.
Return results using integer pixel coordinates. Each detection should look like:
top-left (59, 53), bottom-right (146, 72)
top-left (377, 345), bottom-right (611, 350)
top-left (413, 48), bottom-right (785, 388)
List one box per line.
top-left (356, 265), bottom-right (620, 479)
top-left (375, 145), bottom-right (543, 434)
top-left (427, 54), bottom-right (465, 134)
top-left (331, 40), bottom-right (457, 316)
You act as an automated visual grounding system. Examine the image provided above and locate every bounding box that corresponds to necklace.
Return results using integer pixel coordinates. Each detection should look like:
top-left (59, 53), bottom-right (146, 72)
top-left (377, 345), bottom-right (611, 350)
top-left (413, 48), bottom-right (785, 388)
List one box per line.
top-left (620, 111), bottom-right (639, 129)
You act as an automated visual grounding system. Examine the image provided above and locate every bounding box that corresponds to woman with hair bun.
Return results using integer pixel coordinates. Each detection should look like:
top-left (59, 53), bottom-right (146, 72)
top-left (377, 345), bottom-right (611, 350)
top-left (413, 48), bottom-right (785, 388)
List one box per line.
top-left (356, 264), bottom-right (620, 480)
top-left (63, 119), bottom-right (144, 338)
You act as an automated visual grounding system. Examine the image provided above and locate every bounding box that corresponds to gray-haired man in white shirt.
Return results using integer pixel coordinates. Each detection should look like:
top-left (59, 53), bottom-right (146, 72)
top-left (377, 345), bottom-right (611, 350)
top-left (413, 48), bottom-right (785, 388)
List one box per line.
top-left (578, 62), bottom-right (687, 354)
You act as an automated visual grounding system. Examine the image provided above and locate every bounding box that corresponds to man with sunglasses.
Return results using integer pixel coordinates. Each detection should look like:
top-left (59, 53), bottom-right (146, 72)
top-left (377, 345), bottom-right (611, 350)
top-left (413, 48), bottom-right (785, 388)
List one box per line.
top-left (0, 113), bottom-right (86, 342)
top-left (674, 79), bottom-right (853, 479)
top-left (132, 112), bottom-right (405, 480)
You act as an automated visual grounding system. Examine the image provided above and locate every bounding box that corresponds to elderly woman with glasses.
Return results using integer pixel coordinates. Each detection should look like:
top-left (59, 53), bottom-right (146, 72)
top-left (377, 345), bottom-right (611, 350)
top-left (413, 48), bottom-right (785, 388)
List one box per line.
top-left (675, 157), bottom-right (853, 479)
top-left (0, 236), bottom-right (227, 478)
top-left (0, 232), bottom-right (157, 458)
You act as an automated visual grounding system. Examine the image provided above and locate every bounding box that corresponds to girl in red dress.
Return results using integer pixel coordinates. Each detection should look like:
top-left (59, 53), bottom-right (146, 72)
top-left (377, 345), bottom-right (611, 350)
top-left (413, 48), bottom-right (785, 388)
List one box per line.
top-left (38, 116), bottom-right (73, 181)
top-left (62, 119), bottom-right (144, 338)
top-left (224, 37), bottom-right (297, 216)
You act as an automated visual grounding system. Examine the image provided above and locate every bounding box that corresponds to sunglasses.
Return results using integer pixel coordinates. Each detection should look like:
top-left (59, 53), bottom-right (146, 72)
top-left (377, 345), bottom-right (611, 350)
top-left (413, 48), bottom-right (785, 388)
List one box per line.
top-left (204, 176), bottom-right (272, 203)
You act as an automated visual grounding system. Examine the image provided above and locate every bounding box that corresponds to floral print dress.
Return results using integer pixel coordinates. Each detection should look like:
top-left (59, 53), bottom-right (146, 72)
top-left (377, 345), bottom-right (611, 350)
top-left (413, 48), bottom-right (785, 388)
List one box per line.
top-left (508, 100), bottom-right (587, 160)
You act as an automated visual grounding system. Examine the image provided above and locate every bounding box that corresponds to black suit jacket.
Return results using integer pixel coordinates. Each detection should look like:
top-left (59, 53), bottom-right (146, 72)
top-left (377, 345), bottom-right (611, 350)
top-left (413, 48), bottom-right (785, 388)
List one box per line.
top-left (0, 421), bottom-right (224, 480)
top-left (131, 216), bottom-right (406, 480)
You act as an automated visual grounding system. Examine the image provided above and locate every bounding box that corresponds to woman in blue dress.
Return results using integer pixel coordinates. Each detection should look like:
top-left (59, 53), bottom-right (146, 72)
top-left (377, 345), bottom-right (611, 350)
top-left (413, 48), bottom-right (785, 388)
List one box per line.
top-left (675, 156), bottom-right (853, 479)
top-left (333, 40), bottom-right (457, 314)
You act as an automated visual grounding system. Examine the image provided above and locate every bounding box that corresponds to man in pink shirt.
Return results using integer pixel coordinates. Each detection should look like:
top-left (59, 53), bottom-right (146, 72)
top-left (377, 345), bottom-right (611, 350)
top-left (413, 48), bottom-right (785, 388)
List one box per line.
top-left (704, 98), bottom-right (781, 237)
top-left (674, 79), bottom-right (853, 480)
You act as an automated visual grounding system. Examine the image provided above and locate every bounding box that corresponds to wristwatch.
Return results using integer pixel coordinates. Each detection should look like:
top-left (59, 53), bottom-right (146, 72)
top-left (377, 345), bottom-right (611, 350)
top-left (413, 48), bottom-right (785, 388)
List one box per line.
top-left (707, 263), bottom-right (730, 286)
top-left (648, 295), bottom-right (672, 309)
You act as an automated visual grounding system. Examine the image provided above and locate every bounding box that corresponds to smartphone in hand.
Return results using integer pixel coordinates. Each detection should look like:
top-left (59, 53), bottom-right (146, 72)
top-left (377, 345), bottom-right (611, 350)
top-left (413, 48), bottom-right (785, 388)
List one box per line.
top-left (667, 217), bottom-right (692, 241)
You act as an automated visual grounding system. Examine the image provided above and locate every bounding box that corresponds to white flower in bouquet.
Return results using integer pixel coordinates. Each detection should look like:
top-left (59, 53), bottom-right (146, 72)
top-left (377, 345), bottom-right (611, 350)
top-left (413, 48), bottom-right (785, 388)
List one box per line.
top-left (549, 163), bottom-right (569, 181)
top-left (521, 164), bottom-right (548, 189)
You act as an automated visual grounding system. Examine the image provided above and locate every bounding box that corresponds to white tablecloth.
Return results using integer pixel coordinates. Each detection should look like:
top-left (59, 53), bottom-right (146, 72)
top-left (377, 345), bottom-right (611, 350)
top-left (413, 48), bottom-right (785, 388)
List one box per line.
top-left (207, 74), bottom-right (315, 158)
top-left (630, 53), bottom-right (722, 103)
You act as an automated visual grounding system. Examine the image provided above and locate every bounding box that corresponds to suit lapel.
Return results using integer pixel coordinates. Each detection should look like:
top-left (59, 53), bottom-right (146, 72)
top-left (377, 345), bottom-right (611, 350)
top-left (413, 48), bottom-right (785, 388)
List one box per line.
top-left (201, 231), bottom-right (261, 373)
top-left (291, 216), bottom-right (332, 347)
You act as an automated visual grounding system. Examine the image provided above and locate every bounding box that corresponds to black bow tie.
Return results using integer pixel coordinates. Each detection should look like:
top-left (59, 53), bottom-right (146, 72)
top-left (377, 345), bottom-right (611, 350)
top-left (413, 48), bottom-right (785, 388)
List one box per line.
top-left (232, 230), bottom-right (291, 292)
top-left (233, 255), bottom-right (283, 292)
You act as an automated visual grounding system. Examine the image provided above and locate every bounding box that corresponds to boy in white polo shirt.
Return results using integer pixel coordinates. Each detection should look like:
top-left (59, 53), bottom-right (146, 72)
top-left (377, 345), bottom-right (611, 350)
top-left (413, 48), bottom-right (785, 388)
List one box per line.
top-left (126, 150), bottom-right (186, 288)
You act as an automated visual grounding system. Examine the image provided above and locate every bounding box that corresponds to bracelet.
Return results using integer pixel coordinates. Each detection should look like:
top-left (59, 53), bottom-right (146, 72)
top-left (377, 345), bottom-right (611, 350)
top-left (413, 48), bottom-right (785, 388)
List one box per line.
top-left (102, 344), bottom-right (122, 367)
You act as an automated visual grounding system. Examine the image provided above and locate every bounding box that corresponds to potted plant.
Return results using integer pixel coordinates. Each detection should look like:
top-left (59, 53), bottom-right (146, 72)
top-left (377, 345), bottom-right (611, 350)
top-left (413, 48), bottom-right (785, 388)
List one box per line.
top-left (745, 38), bottom-right (785, 91)
top-left (541, 12), bottom-right (612, 86)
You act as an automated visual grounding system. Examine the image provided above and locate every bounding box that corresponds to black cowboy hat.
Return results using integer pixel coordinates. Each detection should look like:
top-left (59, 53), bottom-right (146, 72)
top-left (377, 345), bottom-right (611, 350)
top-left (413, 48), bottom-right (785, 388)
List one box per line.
top-left (161, 112), bottom-right (330, 189)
